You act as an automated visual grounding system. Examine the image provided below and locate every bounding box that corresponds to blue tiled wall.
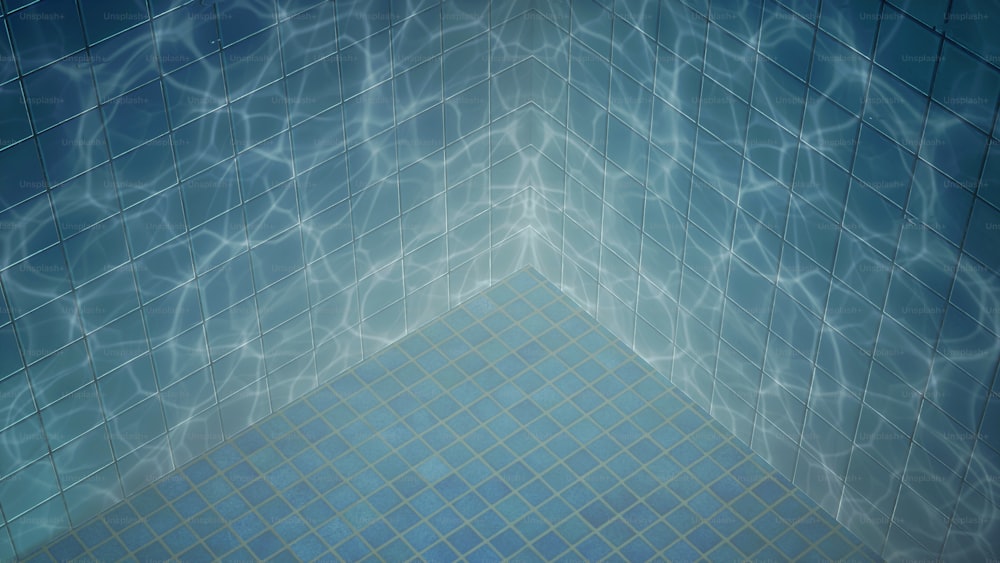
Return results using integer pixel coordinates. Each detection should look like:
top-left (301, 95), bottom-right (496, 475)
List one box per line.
top-left (2, 0), bottom-right (1000, 560)
top-left (522, 0), bottom-right (999, 559)
top-left (0, 0), bottom-right (565, 556)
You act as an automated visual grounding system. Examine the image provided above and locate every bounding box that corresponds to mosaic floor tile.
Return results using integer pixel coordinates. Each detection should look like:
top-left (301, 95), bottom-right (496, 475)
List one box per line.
top-left (28, 269), bottom-right (880, 562)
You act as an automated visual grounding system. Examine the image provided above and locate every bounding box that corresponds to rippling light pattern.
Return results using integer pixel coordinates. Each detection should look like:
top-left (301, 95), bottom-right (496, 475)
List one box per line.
top-left (24, 269), bottom-right (880, 562)
top-left (0, 0), bottom-right (998, 560)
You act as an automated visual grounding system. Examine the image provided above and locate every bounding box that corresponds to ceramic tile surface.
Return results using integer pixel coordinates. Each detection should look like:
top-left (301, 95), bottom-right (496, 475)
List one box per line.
top-left (22, 269), bottom-right (878, 562)
top-left (1, 0), bottom-right (999, 560)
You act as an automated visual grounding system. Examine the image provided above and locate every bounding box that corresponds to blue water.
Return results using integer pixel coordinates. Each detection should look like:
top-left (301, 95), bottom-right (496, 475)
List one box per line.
top-left (0, 0), bottom-right (998, 560)
top-left (25, 269), bottom-right (881, 562)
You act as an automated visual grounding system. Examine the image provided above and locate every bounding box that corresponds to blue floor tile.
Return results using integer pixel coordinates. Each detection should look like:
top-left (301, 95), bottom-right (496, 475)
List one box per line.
top-left (30, 269), bottom-right (878, 562)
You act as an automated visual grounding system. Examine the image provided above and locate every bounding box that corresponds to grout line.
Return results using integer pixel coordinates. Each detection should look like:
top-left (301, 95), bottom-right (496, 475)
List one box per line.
top-left (27, 269), bottom-right (876, 556)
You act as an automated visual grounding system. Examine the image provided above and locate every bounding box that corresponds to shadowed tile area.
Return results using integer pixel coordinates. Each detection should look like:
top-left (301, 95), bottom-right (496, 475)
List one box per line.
top-left (29, 269), bottom-right (879, 562)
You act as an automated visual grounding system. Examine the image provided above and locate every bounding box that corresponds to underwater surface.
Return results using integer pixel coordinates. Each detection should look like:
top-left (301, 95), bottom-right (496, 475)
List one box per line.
top-left (24, 269), bottom-right (880, 562)
top-left (0, 0), bottom-right (999, 560)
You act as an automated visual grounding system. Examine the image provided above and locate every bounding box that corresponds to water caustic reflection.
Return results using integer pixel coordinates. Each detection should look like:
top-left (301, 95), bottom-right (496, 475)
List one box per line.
top-left (22, 270), bottom-right (879, 562)
top-left (1, 0), bottom-right (1000, 560)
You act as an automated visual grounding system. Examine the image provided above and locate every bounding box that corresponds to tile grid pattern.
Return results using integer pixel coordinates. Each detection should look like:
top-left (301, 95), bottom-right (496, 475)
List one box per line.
top-left (1, 0), bottom-right (998, 559)
top-left (511, 0), bottom-right (1000, 559)
top-left (24, 269), bottom-right (879, 562)
top-left (0, 0), bottom-right (551, 555)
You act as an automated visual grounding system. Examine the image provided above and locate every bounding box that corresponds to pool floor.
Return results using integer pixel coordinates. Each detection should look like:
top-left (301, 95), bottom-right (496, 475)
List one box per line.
top-left (29, 268), bottom-right (880, 562)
